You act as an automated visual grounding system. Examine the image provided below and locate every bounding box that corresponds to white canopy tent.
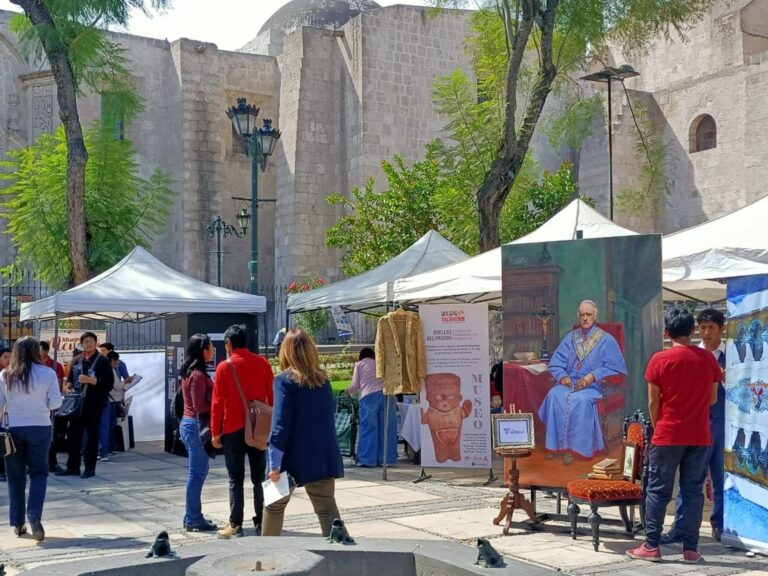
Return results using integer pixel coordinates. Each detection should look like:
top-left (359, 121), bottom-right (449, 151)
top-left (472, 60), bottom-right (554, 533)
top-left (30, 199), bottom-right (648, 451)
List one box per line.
top-left (661, 194), bottom-right (768, 302)
top-left (393, 200), bottom-right (639, 305)
top-left (286, 230), bottom-right (468, 313)
top-left (20, 246), bottom-right (267, 322)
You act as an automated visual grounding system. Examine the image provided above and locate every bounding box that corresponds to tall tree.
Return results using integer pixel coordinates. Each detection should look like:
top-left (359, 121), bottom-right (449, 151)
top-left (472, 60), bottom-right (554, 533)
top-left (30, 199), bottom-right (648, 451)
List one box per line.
top-left (434, 0), bottom-right (715, 251)
top-left (0, 122), bottom-right (174, 290)
top-left (8, 0), bottom-right (169, 285)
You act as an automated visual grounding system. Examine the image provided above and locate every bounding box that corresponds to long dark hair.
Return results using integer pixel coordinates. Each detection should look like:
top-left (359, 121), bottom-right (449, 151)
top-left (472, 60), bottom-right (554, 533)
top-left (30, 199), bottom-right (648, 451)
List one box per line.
top-left (179, 333), bottom-right (211, 378)
top-left (5, 337), bottom-right (43, 393)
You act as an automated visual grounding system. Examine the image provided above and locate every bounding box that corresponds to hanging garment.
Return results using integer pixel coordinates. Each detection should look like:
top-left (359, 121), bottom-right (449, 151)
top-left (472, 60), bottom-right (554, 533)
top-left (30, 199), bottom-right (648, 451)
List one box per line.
top-left (375, 309), bottom-right (426, 395)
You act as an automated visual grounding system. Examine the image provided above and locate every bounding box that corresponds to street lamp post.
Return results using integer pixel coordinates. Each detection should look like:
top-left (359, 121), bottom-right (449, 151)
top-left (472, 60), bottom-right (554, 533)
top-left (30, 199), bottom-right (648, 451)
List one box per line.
top-left (226, 98), bottom-right (281, 295)
top-left (580, 65), bottom-right (640, 221)
top-left (206, 208), bottom-right (250, 286)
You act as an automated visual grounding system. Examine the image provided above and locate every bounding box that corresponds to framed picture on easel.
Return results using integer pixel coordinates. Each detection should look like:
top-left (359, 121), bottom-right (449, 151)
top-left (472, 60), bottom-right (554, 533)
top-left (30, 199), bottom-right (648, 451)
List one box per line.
top-left (492, 413), bottom-right (535, 450)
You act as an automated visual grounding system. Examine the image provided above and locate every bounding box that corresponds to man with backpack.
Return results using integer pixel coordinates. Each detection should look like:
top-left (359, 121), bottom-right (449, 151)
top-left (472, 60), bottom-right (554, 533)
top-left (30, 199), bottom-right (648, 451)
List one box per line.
top-left (210, 325), bottom-right (274, 539)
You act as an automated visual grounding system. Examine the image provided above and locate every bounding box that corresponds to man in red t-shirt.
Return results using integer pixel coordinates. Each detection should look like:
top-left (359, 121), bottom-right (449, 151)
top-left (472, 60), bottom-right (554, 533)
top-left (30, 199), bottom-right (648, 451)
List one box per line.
top-left (211, 324), bottom-right (274, 539)
top-left (627, 307), bottom-right (721, 563)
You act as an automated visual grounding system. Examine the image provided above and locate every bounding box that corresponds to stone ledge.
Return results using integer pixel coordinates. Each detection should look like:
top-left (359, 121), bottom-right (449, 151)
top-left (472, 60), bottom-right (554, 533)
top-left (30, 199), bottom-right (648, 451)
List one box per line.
top-left (21, 537), bottom-right (562, 576)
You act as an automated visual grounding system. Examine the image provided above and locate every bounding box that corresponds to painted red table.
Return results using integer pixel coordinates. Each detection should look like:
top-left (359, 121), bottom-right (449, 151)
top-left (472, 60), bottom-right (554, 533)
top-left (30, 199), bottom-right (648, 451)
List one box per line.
top-left (502, 361), bottom-right (553, 434)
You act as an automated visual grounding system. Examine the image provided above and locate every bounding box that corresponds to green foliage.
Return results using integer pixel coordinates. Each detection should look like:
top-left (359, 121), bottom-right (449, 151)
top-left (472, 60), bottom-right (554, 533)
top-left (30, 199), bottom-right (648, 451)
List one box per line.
top-left (9, 0), bottom-right (171, 123)
top-left (504, 162), bottom-right (595, 239)
top-left (616, 103), bottom-right (667, 216)
top-left (0, 123), bottom-right (174, 289)
top-left (286, 275), bottom-right (330, 337)
top-left (326, 145), bottom-right (445, 275)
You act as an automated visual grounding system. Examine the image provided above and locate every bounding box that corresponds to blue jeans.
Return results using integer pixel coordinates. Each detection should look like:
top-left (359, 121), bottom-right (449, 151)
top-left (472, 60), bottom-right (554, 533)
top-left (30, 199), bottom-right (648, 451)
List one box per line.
top-left (99, 402), bottom-right (118, 458)
top-left (644, 444), bottom-right (710, 550)
top-left (671, 418), bottom-right (725, 534)
top-left (5, 426), bottom-right (51, 527)
top-left (357, 392), bottom-right (398, 466)
top-left (179, 417), bottom-right (210, 526)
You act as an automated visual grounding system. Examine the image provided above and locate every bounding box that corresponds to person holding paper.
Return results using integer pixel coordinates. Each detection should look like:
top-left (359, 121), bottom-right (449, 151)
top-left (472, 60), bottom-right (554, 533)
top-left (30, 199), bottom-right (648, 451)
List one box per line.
top-left (262, 329), bottom-right (345, 538)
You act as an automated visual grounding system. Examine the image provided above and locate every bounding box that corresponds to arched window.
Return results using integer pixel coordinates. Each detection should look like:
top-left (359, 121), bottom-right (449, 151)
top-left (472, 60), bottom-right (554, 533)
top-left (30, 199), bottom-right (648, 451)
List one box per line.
top-left (689, 114), bottom-right (717, 153)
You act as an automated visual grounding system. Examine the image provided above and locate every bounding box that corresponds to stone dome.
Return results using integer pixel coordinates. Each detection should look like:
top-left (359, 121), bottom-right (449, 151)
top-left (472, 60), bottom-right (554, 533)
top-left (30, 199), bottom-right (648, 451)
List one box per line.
top-left (258, 0), bottom-right (381, 37)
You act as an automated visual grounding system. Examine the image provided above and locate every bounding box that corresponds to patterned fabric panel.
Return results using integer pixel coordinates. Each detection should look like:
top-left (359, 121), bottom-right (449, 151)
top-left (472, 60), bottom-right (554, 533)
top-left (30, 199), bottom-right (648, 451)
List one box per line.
top-left (626, 421), bottom-right (644, 446)
top-left (566, 479), bottom-right (642, 501)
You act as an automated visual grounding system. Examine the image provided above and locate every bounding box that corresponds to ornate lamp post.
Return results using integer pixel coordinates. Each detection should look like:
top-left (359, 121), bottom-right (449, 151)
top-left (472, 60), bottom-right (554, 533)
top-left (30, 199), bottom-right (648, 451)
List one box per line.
top-left (206, 208), bottom-right (250, 287)
top-left (580, 65), bottom-right (640, 221)
top-left (226, 98), bottom-right (281, 294)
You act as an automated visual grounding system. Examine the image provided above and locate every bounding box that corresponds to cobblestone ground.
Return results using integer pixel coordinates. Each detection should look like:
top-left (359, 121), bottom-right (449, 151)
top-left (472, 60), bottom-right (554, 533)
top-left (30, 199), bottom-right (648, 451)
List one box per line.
top-left (0, 443), bottom-right (765, 575)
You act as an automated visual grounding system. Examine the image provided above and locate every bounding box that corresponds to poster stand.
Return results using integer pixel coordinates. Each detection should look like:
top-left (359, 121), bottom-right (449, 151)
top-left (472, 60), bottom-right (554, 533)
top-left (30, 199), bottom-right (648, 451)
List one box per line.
top-left (413, 467), bottom-right (432, 484)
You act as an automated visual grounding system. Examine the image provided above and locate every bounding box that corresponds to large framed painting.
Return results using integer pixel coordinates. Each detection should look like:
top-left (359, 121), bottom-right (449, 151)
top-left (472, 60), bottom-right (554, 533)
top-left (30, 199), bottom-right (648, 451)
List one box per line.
top-left (501, 235), bottom-right (662, 489)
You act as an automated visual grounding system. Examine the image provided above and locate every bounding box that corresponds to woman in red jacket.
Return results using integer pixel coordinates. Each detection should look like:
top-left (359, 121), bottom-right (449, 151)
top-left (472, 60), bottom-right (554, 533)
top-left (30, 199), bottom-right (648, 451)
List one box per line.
top-left (179, 334), bottom-right (217, 532)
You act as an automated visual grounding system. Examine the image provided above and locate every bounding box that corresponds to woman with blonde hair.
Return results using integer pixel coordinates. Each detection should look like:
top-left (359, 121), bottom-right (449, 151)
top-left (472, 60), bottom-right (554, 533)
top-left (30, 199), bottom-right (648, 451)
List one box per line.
top-left (262, 329), bottom-right (345, 537)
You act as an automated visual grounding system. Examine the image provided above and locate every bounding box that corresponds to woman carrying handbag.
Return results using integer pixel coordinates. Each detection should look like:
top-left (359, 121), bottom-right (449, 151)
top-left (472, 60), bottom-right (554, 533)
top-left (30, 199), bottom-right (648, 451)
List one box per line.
top-left (0, 337), bottom-right (62, 541)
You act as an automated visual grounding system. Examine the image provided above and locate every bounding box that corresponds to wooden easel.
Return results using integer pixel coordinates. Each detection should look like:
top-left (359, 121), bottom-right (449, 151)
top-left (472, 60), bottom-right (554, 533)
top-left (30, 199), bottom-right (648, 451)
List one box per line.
top-left (492, 404), bottom-right (539, 534)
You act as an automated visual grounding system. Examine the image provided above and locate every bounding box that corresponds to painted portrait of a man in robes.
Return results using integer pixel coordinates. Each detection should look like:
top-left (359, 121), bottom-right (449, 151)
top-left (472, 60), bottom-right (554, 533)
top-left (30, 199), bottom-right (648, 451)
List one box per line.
top-left (538, 299), bottom-right (627, 463)
top-left (501, 235), bottom-right (661, 488)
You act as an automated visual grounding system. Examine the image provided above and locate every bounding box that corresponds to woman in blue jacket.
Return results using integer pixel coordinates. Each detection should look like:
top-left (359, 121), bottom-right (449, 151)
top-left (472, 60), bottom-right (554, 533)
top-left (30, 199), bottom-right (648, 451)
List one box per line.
top-left (262, 329), bottom-right (344, 537)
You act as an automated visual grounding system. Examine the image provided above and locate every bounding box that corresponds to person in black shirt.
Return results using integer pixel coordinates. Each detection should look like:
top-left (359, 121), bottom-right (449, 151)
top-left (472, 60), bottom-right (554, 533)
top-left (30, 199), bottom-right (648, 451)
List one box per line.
top-left (55, 332), bottom-right (114, 478)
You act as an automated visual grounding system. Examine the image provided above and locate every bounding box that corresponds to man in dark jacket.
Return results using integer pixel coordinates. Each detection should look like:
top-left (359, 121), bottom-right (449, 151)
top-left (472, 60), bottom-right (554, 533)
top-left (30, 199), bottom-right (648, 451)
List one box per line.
top-left (56, 332), bottom-right (113, 478)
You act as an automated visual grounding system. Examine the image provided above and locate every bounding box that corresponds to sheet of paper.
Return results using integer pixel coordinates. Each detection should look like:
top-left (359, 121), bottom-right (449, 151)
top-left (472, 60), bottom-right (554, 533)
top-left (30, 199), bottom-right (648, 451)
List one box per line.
top-left (522, 363), bottom-right (549, 375)
top-left (130, 374), bottom-right (143, 386)
top-left (262, 472), bottom-right (291, 506)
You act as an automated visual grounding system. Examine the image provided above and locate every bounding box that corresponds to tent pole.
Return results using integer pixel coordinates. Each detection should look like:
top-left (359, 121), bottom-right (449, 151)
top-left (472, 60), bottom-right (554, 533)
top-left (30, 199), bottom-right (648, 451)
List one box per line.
top-left (52, 312), bottom-right (60, 364)
top-left (382, 302), bottom-right (392, 482)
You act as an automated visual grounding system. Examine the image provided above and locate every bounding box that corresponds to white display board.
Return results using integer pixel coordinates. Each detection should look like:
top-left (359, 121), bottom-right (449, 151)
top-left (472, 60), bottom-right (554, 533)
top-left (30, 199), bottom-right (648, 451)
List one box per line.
top-left (418, 304), bottom-right (491, 468)
top-left (119, 351), bottom-right (165, 442)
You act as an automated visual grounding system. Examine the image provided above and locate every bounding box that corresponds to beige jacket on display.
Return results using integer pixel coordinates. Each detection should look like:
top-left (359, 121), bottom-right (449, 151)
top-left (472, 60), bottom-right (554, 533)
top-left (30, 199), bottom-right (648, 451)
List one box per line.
top-left (375, 309), bottom-right (427, 395)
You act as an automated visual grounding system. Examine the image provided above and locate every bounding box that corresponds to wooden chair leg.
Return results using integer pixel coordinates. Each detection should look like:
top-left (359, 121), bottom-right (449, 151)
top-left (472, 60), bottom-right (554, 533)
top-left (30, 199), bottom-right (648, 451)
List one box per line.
top-left (619, 504), bottom-right (632, 533)
top-left (588, 504), bottom-right (601, 552)
top-left (567, 499), bottom-right (580, 540)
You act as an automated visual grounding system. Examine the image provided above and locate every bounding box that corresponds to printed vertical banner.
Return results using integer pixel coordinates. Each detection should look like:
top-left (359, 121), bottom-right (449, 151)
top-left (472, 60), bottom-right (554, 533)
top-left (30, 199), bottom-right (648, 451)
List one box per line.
top-left (418, 303), bottom-right (491, 468)
top-left (723, 275), bottom-right (768, 553)
top-left (330, 305), bottom-right (354, 337)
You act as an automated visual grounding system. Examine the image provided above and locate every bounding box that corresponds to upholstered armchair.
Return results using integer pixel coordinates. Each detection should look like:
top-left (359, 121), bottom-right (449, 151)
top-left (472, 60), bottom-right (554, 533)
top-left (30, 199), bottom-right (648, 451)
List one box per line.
top-left (566, 412), bottom-right (651, 551)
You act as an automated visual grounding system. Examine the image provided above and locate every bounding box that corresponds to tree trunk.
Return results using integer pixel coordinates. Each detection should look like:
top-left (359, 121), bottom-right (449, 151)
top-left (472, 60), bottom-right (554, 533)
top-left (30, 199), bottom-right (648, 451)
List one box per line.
top-left (12, 0), bottom-right (91, 286)
top-left (475, 0), bottom-right (560, 252)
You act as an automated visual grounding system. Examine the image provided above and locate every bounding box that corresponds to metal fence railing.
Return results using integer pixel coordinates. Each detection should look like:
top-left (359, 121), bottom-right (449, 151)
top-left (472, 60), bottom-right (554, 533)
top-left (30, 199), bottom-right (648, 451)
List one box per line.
top-left (3, 278), bottom-right (376, 352)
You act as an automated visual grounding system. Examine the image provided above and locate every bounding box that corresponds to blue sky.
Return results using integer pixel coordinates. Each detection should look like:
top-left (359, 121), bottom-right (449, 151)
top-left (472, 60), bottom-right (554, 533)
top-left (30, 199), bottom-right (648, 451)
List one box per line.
top-left (0, 1), bottom-right (429, 51)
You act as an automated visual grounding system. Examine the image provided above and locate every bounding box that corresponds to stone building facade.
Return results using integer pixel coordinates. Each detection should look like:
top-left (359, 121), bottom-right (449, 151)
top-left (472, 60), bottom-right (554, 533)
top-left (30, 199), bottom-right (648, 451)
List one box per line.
top-left (1, 0), bottom-right (767, 304)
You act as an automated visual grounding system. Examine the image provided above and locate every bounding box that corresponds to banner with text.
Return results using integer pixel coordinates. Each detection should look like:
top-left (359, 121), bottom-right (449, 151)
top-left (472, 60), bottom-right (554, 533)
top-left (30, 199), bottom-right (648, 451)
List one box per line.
top-left (331, 305), bottom-right (354, 338)
top-left (418, 303), bottom-right (491, 469)
top-left (40, 329), bottom-right (107, 365)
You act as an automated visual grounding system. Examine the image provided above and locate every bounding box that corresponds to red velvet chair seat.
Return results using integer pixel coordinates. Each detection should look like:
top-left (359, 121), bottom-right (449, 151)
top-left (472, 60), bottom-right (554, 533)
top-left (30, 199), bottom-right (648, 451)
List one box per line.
top-left (566, 479), bottom-right (642, 502)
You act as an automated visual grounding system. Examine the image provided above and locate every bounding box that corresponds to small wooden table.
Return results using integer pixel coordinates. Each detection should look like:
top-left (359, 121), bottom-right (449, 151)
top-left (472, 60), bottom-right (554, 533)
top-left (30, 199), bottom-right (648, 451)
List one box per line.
top-left (493, 448), bottom-right (538, 535)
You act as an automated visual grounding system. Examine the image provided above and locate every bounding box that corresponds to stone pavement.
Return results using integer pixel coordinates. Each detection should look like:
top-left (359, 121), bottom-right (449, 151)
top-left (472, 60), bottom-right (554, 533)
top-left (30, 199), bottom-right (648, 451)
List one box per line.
top-left (0, 443), bottom-right (765, 575)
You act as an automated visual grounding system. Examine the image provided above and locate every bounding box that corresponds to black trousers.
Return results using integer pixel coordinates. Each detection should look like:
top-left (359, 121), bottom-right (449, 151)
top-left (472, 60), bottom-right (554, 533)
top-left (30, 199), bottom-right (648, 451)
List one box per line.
top-left (222, 427), bottom-right (266, 527)
top-left (65, 399), bottom-right (106, 473)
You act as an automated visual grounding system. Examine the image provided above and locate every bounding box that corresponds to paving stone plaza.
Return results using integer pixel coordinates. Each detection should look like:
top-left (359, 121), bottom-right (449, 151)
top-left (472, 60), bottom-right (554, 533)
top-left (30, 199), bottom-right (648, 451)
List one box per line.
top-left (0, 444), bottom-right (765, 575)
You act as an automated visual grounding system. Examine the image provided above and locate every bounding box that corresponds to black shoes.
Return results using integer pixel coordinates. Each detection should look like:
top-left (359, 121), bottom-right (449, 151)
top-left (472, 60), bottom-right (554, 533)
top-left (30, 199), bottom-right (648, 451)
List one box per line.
top-left (185, 519), bottom-right (218, 532)
top-left (253, 516), bottom-right (262, 536)
top-left (30, 520), bottom-right (45, 542)
top-left (54, 469), bottom-right (79, 477)
top-left (80, 469), bottom-right (95, 479)
top-left (712, 527), bottom-right (722, 542)
top-left (14, 524), bottom-right (27, 537)
top-left (49, 464), bottom-right (65, 474)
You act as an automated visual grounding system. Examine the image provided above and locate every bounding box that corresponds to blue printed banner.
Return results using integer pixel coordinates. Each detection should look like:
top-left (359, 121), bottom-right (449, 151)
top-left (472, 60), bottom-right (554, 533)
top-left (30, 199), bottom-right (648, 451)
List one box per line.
top-left (724, 275), bottom-right (768, 553)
